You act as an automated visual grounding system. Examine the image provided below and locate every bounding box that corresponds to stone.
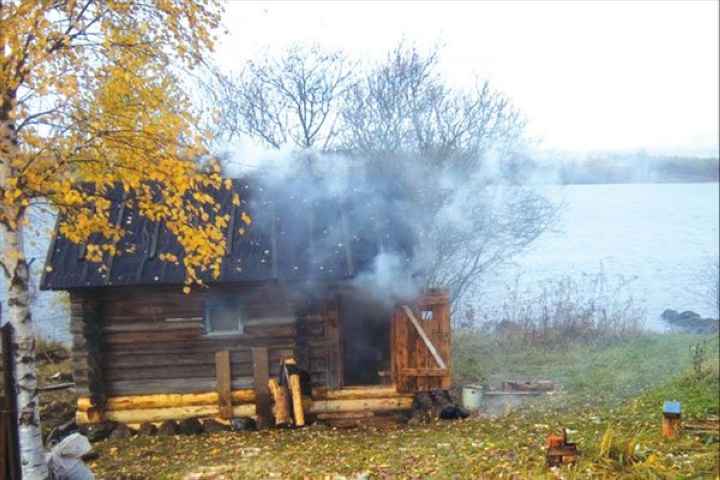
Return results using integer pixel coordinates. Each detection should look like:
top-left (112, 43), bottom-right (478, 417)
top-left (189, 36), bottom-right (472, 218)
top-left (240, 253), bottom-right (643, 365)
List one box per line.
top-left (230, 417), bottom-right (257, 432)
top-left (85, 421), bottom-right (117, 442)
top-left (158, 420), bottom-right (179, 436)
top-left (202, 419), bottom-right (230, 433)
top-left (46, 419), bottom-right (80, 448)
top-left (439, 405), bottom-right (470, 420)
top-left (407, 415), bottom-right (423, 426)
top-left (109, 423), bottom-right (133, 439)
top-left (138, 422), bottom-right (158, 436)
top-left (178, 417), bottom-right (204, 435)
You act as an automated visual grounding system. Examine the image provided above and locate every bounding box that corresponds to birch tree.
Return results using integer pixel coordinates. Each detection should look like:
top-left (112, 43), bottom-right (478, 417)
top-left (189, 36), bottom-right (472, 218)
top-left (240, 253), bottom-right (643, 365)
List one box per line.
top-left (0, 1), bottom-right (227, 478)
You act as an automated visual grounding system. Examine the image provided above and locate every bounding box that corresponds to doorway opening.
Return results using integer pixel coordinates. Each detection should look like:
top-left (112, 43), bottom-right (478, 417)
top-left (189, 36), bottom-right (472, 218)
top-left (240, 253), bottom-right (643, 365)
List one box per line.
top-left (340, 294), bottom-right (391, 386)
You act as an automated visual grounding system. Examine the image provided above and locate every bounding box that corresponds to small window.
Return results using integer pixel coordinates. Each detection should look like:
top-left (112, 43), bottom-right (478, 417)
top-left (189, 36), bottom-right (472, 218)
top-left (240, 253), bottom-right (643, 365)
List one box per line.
top-left (421, 309), bottom-right (433, 322)
top-left (205, 296), bottom-right (246, 335)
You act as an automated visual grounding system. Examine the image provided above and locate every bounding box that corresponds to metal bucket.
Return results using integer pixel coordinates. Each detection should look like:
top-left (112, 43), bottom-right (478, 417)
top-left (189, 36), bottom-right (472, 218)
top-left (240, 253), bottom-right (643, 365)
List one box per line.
top-left (462, 384), bottom-right (483, 410)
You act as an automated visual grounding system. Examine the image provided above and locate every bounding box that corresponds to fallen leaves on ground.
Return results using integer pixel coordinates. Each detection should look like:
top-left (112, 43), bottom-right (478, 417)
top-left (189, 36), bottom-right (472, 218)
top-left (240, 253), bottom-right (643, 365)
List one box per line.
top-left (88, 396), bottom-right (718, 480)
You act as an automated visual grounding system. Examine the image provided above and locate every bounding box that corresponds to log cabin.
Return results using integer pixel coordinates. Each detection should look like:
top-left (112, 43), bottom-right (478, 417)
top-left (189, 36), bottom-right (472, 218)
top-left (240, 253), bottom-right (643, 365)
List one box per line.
top-left (40, 178), bottom-right (452, 427)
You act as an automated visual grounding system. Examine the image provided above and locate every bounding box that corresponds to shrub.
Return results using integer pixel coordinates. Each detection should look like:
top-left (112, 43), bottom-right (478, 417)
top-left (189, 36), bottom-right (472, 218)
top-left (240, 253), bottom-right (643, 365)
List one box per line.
top-left (468, 272), bottom-right (646, 348)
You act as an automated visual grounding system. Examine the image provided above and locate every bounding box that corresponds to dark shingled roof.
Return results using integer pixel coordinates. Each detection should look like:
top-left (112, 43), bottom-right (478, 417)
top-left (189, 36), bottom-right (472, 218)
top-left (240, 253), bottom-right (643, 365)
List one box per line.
top-left (40, 177), bottom-right (414, 290)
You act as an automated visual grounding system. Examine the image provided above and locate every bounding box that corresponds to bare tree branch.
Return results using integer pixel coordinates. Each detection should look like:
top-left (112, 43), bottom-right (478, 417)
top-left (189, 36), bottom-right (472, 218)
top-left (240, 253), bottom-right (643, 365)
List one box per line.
top-left (212, 44), bottom-right (355, 162)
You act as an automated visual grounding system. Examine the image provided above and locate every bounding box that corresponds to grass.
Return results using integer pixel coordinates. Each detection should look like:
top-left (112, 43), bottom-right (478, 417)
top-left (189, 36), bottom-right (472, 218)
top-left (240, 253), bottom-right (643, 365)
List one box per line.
top-left (453, 331), bottom-right (712, 405)
top-left (82, 332), bottom-right (719, 479)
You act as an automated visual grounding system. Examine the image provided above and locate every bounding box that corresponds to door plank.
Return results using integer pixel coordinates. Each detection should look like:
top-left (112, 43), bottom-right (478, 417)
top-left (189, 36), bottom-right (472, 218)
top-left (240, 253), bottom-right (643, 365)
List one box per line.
top-left (401, 306), bottom-right (447, 370)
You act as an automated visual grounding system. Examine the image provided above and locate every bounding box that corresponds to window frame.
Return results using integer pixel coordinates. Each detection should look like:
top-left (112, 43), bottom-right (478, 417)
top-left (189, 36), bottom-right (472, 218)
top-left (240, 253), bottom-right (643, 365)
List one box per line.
top-left (203, 295), bottom-right (247, 337)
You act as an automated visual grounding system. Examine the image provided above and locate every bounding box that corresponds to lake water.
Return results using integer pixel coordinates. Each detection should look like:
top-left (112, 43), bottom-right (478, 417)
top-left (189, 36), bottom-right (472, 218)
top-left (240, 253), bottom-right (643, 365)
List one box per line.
top-left (484, 183), bottom-right (719, 329)
top-left (2, 182), bottom-right (718, 341)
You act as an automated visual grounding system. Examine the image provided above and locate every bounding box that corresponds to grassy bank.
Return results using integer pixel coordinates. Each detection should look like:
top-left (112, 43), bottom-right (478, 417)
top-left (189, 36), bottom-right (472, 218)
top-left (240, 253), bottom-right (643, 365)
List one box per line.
top-left (83, 332), bottom-right (718, 479)
top-left (453, 331), bottom-right (717, 406)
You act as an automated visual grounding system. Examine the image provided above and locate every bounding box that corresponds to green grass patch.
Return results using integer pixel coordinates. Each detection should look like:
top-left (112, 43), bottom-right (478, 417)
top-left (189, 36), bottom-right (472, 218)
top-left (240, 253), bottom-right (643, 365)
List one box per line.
top-left (454, 331), bottom-right (717, 405)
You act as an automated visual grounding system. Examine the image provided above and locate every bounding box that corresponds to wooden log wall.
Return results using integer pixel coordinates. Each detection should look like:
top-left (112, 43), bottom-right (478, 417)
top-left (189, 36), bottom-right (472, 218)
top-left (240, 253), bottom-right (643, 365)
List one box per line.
top-left (296, 296), bottom-right (342, 388)
top-left (70, 291), bottom-right (106, 415)
top-left (71, 284), bottom-right (296, 400)
top-left (69, 284), bottom-right (441, 425)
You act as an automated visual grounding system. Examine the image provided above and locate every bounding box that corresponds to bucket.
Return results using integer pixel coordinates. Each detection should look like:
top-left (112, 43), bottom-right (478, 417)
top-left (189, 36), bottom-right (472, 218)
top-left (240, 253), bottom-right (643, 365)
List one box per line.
top-left (462, 384), bottom-right (483, 410)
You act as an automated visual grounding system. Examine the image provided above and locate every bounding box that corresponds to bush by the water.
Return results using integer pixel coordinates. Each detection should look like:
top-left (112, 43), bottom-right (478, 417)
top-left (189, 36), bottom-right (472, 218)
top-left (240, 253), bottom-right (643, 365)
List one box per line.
top-left (661, 308), bottom-right (719, 334)
top-left (461, 272), bottom-right (646, 348)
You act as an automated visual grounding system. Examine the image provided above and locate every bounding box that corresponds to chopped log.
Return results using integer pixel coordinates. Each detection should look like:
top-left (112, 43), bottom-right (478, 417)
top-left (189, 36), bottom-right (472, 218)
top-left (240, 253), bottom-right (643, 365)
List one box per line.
top-left (268, 378), bottom-right (290, 425)
top-left (289, 373), bottom-right (305, 426)
top-left (76, 403), bottom-right (256, 424)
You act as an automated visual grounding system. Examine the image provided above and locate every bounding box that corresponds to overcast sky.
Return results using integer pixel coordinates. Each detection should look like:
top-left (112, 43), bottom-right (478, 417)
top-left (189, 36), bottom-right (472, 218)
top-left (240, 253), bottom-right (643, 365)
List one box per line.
top-left (215, 1), bottom-right (719, 156)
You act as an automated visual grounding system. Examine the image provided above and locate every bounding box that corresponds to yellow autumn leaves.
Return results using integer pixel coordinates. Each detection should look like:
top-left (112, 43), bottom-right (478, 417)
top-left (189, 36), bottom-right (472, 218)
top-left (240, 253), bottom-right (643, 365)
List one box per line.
top-left (0, 0), bottom-right (237, 291)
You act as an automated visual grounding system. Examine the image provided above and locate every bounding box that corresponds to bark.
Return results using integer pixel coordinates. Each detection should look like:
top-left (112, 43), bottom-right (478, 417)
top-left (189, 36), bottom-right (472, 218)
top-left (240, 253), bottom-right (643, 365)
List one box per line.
top-left (1, 114), bottom-right (49, 478)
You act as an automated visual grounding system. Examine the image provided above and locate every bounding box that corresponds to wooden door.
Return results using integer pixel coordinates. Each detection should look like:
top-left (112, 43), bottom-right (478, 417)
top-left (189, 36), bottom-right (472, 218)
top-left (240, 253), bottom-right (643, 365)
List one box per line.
top-left (391, 290), bottom-right (451, 392)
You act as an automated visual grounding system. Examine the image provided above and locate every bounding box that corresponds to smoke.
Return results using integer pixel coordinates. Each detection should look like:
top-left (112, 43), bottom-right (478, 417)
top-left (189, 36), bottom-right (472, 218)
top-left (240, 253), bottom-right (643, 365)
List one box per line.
top-left (351, 251), bottom-right (421, 305)
top-left (219, 139), bottom-right (557, 308)
top-left (221, 143), bottom-right (421, 303)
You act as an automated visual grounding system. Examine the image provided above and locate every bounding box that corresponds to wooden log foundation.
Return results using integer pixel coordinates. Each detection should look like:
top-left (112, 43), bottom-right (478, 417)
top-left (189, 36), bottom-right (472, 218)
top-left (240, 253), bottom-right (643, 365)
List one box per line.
top-left (77, 385), bottom-right (415, 425)
top-left (76, 403), bottom-right (255, 424)
top-left (77, 390), bottom-right (256, 424)
top-left (306, 396), bottom-right (413, 414)
top-left (312, 385), bottom-right (413, 401)
top-left (77, 391), bottom-right (255, 412)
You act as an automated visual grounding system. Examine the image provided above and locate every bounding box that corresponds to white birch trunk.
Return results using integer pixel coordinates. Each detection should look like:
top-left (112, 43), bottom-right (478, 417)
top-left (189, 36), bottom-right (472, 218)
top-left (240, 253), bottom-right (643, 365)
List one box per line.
top-left (1, 115), bottom-right (49, 478)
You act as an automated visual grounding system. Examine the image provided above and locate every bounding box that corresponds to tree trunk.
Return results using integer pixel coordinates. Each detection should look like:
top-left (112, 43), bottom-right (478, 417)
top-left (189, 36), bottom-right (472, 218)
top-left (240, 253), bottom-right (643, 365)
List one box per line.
top-left (1, 115), bottom-right (49, 478)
